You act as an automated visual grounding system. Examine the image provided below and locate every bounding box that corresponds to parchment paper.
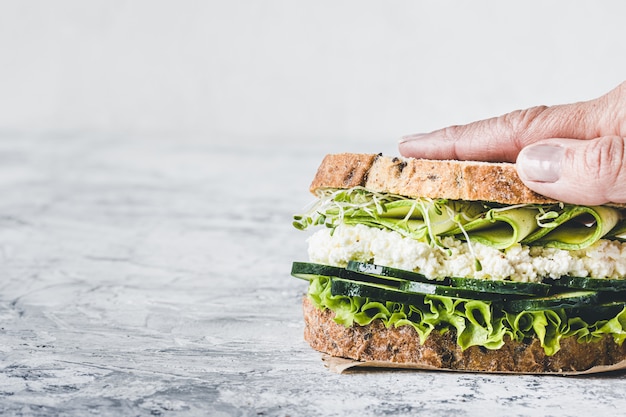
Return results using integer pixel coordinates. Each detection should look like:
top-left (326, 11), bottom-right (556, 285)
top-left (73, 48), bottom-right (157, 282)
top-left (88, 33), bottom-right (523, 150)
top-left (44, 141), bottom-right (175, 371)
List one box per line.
top-left (321, 354), bottom-right (626, 376)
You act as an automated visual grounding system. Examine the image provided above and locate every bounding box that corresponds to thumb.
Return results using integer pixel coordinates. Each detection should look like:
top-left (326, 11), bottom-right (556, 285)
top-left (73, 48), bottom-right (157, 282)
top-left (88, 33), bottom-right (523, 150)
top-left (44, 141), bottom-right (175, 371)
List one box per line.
top-left (516, 136), bottom-right (626, 205)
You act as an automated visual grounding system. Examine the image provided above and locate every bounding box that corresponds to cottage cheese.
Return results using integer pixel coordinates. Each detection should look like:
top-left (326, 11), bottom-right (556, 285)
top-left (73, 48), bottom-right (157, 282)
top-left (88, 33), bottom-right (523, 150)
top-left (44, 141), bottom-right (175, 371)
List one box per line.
top-left (307, 224), bottom-right (626, 282)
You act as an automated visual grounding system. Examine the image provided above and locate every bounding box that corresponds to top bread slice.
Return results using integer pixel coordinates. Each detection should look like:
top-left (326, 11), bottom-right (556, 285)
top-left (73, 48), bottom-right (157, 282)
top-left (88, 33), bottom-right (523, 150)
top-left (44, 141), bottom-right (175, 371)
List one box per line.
top-left (309, 153), bottom-right (557, 205)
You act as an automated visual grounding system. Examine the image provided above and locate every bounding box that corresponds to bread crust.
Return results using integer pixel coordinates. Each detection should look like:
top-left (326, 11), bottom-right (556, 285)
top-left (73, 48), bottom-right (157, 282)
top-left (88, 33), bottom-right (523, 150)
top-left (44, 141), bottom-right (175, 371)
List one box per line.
top-left (309, 153), bottom-right (556, 205)
top-left (302, 297), bottom-right (626, 374)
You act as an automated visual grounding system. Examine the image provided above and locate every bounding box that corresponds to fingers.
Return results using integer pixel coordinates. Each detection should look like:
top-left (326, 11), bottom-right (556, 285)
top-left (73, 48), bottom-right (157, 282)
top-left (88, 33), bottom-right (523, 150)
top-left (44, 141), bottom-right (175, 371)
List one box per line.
top-left (399, 103), bottom-right (600, 162)
top-left (399, 81), bottom-right (626, 162)
top-left (516, 136), bottom-right (626, 205)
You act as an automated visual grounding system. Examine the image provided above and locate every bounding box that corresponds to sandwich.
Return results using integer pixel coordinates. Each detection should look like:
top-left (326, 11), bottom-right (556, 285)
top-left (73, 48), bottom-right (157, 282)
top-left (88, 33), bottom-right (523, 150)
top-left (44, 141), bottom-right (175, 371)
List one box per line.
top-left (291, 153), bottom-right (626, 374)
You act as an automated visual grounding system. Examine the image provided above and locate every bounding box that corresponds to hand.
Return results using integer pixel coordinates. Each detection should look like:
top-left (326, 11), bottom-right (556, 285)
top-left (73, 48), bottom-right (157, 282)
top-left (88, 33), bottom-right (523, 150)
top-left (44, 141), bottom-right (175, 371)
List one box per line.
top-left (398, 81), bottom-right (626, 206)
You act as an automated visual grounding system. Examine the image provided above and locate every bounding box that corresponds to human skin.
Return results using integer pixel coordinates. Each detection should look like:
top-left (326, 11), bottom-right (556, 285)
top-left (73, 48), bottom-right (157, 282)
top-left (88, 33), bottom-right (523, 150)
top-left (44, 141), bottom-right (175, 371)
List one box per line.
top-left (399, 81), bottom-right (626, 205)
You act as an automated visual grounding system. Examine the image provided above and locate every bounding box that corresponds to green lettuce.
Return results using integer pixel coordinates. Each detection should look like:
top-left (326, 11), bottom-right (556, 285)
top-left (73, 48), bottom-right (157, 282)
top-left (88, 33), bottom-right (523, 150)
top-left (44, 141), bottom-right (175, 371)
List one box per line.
top-left (308, 277), bottom-right (626, 355)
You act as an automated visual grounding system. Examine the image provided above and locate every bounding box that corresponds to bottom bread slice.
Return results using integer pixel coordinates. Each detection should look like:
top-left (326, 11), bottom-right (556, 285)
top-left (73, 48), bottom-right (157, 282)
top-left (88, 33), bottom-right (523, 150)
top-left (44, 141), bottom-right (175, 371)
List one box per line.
top-left (302, 297), bottom-right (626, 373)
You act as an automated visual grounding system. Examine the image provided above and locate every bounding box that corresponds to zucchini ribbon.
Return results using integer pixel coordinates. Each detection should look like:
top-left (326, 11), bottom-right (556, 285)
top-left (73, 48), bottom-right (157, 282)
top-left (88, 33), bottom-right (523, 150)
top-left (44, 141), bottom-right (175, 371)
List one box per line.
top-left (294, 188), bottom-right (624, 251)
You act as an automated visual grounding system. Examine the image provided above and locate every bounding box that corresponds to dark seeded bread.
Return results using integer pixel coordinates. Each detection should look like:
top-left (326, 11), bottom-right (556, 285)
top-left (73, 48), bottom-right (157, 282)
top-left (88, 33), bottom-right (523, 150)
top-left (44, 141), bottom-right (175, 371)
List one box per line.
top-left (309, 153), bottom-right (557, 205)
top-left (302, 297), bottom-right (626, 374)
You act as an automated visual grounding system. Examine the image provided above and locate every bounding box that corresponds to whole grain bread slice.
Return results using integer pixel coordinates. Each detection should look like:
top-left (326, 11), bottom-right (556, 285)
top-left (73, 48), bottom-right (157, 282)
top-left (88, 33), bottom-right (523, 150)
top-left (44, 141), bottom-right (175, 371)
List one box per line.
top-left (309, 153), bottom-right (556, 205)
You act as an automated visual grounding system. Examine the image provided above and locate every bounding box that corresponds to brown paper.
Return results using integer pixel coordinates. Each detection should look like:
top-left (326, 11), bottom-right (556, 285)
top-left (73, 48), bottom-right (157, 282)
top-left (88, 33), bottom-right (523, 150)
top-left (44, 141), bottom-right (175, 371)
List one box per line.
top-left (321, 354), bottom-right (626, 376)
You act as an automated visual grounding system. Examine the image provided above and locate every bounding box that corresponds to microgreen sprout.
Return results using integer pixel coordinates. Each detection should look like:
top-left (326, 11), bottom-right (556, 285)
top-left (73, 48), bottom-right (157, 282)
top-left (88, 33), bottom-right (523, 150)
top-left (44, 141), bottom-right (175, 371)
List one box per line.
top-left (293, 187), bottom-right (591, 259)
top-left (535, 207), bottom-right (561, 228)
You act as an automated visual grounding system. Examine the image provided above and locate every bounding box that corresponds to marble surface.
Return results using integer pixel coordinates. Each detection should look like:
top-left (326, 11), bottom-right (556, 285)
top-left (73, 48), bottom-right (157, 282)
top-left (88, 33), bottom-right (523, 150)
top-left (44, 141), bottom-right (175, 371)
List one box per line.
top-left (1, 134), bottom-right (625, 417)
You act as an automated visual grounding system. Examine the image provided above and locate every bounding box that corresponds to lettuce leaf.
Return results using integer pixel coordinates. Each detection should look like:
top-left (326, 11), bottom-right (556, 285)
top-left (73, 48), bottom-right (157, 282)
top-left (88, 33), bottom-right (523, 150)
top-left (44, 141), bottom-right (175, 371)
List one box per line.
top-left (593, 307), bottom-right (626, 345)
top-left (308, 277), bottom-right (626, 355)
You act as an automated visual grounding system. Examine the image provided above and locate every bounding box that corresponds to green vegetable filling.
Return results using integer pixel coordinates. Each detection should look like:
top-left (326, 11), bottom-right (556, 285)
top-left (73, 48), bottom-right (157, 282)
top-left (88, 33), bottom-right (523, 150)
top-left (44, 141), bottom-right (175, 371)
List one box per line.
top-left (296, 188), bottom-right (626, 355)
top-left (293, 187), bottom-right (625, 251)
top-left (308, 276), bottom-right (626, 356)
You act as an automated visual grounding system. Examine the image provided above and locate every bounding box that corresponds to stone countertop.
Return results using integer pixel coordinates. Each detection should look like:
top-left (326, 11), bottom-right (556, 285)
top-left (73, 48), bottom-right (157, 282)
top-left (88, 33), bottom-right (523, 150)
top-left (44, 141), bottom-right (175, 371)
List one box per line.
top-left (0, 134), bottom-right (625, 417)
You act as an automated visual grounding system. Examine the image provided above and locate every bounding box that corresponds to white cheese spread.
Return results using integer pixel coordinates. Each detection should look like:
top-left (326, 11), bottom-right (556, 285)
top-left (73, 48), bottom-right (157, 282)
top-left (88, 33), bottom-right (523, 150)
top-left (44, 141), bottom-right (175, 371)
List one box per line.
top-left (307, 224), bottom-right (626, 282)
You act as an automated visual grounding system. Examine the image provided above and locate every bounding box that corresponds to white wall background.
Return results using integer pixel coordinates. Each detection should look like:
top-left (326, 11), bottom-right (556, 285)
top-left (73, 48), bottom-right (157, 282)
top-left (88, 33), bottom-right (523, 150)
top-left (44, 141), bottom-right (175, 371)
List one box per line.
top-left (0, 1), bottom-right (625, 147)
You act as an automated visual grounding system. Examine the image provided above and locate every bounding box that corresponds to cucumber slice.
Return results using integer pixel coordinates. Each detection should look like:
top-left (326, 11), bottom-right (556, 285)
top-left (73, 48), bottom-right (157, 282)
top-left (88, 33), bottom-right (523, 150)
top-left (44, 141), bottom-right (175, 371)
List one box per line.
top-left (400, 280), bottom-right (503, 301)
top-left (545, 276), bottom-right (626, 292)
top-left (346, 261), bottom-right (535, 300)
top-left (330, 277), bottom-right (425, 305)
top-left (504, 290), bottom-right (601, 312)
top-left (330, 276), bottom-right (502, 302)
top-left (290, 262), bottom-right (402, 288)
top-left (449, 277), bottom-right (551, 296)
top-left (346, 261), bottom-right (442, 284)
top-left (294, 262), bottom-right (499, 300)
top-left (291, 261), bottom-right (342, 281)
